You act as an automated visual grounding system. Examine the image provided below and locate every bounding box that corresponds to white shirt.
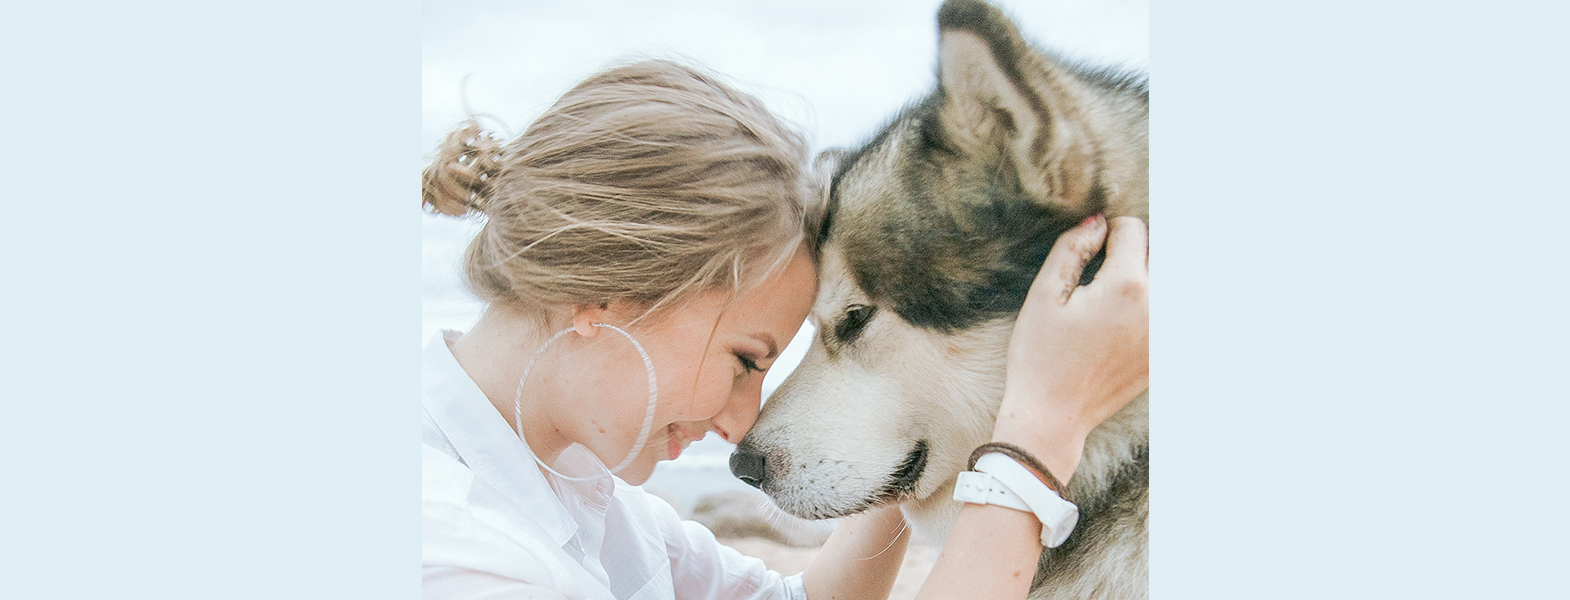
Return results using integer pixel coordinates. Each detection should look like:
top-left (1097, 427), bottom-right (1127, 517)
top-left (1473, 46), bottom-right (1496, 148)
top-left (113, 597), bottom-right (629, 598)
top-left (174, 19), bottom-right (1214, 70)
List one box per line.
top-left (422, 330), bottom-right (808, 600)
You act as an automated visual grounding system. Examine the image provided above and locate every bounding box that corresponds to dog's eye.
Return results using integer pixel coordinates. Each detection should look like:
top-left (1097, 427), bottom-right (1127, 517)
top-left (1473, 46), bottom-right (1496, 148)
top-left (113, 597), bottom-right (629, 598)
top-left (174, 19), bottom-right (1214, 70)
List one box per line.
top-left (834, 304), bottom-right (878, 344)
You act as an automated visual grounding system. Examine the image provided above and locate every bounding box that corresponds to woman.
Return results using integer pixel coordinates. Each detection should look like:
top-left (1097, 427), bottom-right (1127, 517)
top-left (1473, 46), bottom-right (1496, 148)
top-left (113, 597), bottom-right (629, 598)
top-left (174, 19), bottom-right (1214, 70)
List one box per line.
top-left (421, 60), bottom-right (1148, 600)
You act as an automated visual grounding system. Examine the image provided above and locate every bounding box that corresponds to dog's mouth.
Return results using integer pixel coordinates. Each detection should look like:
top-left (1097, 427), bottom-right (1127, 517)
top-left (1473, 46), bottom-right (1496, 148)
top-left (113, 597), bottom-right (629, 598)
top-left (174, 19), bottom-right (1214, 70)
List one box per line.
top-left (752, 439), bottom-right (931, 521)
top-left (872, 440), bottom-right (929, 503)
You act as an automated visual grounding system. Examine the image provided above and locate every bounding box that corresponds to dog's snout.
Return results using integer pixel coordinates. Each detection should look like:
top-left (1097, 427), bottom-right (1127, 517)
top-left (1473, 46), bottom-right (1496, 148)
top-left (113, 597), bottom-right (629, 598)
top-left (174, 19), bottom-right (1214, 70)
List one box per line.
top-left (729, 447), bottom-right (769, 489)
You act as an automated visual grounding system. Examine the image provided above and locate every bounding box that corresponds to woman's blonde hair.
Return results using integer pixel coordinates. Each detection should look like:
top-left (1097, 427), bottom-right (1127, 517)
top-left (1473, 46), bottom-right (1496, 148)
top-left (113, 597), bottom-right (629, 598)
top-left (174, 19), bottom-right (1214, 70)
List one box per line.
top-left (423, 60), bottom-right (810, 321)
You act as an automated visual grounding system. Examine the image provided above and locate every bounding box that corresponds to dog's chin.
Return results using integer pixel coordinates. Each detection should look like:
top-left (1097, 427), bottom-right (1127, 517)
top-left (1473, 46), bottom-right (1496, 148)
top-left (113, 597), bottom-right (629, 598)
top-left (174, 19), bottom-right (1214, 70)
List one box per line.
top-left (770, 487), bottom-right (918, 521)
top-left (768, 441), bottom-right (930, 520)
top-left (773, 495), bottom-right (884, 521)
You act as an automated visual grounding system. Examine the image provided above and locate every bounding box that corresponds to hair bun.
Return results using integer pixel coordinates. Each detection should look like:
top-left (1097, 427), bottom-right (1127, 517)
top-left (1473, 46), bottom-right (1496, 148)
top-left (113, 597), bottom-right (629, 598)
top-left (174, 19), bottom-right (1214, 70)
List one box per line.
top-left (422, 122), bottom-right (503, 217)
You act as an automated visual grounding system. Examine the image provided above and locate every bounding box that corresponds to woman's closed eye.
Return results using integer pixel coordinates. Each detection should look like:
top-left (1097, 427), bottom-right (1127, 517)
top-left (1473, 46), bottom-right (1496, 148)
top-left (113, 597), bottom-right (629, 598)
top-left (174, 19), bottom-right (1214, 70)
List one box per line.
top-left (736, 353), bottom-right (767, 374)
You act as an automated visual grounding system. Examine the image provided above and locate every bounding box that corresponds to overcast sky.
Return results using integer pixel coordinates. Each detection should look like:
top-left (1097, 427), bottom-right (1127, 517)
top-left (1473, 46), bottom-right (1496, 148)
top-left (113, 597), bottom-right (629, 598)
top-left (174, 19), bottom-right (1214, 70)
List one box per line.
top-left (422, 0), bottom-right (1148, 153)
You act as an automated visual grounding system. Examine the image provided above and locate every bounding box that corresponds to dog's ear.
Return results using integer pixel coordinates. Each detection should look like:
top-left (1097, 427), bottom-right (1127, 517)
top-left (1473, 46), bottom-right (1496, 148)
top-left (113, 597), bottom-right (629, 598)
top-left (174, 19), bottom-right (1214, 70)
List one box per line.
top-left (806, 148), bottom-right (849, 258)
top-left (932, 0), bottom-right (1101, 214)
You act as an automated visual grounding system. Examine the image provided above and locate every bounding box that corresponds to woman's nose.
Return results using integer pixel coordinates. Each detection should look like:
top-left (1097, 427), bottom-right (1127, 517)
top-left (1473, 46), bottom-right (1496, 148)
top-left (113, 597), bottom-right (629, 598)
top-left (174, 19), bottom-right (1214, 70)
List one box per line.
top-left (709, 387), bottom-right (763, 444)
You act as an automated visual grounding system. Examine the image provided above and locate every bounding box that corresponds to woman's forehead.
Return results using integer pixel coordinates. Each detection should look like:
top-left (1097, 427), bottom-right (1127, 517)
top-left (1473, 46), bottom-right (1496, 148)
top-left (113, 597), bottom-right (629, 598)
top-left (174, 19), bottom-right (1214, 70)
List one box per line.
top-left (724, 252), bottom-right (817, 332)
top-left (643, 250), bottom-right (816, 341)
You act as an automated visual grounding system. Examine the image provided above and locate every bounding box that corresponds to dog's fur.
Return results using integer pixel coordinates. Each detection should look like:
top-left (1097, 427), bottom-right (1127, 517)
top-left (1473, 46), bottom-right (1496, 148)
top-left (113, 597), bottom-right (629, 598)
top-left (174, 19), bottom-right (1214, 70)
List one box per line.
top-left (731, 1), bottom-right (1148, 597)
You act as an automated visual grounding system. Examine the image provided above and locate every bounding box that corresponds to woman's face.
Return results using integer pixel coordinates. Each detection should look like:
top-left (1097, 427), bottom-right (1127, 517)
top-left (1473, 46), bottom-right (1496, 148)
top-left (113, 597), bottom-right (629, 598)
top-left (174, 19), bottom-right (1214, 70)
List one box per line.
top-left (556, 247), bottom-right (818, 484)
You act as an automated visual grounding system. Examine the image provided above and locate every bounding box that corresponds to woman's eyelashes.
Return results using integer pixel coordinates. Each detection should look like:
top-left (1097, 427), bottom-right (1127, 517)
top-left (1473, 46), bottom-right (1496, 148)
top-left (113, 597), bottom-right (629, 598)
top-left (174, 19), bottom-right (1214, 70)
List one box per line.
top-left (735, 352), bottom-right (766, 374)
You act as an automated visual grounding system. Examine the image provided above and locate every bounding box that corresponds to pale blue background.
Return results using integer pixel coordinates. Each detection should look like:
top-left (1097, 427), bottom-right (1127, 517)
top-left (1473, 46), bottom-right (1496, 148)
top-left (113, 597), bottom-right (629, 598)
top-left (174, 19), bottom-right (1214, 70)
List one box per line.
top-left (3, 2), bottom-right (421, 597)
top-left (5, 0), bottom-right (1568, 598)
top-left (1154, 1), bottom-right (1570, 597)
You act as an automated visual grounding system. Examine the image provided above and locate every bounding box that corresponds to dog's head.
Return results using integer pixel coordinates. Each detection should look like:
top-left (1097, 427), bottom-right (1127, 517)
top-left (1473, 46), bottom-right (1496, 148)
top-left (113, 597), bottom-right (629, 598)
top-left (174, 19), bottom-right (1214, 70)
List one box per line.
top-left (733, 0), bottom-right (1148, 532)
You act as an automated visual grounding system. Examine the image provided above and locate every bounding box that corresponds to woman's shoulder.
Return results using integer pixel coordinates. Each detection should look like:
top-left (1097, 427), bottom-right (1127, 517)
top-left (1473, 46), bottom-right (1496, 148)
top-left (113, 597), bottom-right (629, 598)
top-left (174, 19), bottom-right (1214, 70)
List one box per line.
top-left (421, 443), bottom-right (538, 545)
top-left (422, 443), bottom-right (474, 507)
top-left (422, 444), bottom-right (590, 589)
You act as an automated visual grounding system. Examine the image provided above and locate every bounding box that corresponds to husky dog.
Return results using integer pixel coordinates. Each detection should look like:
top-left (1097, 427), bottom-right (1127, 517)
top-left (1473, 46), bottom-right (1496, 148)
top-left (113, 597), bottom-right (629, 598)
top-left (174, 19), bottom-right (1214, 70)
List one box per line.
top-left (730, 1), bottom-right (1148, 597)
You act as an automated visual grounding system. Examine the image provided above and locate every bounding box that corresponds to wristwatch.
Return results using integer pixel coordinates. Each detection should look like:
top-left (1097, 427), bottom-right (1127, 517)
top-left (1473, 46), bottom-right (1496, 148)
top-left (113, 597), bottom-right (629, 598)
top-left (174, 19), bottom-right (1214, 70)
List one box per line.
top-left (952, 453), bottom-right (1079, 548)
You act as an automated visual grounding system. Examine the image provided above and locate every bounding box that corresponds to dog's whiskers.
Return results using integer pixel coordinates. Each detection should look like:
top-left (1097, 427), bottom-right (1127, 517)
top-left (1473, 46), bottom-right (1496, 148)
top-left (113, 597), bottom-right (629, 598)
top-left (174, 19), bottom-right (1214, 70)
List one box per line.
top-left (856, 515), bottom-right (909, 561)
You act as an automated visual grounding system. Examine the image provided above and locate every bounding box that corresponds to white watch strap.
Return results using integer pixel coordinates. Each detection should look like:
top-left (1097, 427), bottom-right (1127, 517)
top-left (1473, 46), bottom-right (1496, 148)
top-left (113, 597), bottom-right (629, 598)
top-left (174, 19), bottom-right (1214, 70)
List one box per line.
top-left (972, 453), bottom-right (1080, 548)
top-left (953, 470), bottom-right (1033, 511)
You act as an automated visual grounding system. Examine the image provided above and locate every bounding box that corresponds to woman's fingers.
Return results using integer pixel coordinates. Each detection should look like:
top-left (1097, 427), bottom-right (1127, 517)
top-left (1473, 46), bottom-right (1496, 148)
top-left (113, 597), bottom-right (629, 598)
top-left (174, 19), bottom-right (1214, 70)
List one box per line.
top-left (1101, 216), bottom-right (1149, 278)
top-left (1037, 214), bottom-right (1109, 304)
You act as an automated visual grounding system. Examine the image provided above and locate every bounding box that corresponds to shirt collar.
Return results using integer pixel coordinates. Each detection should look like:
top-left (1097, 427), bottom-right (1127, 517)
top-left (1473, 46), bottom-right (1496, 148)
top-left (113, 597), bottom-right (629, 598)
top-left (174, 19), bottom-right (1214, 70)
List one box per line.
top-left (422, 329), bottom-right (577, 545)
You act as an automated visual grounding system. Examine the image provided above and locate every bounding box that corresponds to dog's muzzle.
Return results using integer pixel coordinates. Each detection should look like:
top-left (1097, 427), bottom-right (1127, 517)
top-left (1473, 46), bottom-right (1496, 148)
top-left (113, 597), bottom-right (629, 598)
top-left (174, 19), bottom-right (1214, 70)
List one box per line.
top-left (730, 439), bottom-right (930, 501)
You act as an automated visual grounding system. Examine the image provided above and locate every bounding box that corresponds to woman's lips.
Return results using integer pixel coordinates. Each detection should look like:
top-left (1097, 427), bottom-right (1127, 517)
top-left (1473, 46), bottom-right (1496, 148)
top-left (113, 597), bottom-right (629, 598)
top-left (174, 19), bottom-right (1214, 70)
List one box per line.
top-left (665, 424), bottom-right (701, 461)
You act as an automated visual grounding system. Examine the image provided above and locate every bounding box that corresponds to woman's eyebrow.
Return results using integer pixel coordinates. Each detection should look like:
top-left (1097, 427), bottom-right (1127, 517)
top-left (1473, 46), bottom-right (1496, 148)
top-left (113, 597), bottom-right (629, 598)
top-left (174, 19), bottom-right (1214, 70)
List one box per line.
top-left (747, 333), bottom-right (779, 360)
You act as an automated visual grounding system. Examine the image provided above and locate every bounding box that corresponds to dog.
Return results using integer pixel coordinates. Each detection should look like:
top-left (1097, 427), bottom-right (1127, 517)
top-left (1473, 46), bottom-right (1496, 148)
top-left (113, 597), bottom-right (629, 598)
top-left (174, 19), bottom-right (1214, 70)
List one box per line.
top-left (729, 1), bottom-right (1148, 597)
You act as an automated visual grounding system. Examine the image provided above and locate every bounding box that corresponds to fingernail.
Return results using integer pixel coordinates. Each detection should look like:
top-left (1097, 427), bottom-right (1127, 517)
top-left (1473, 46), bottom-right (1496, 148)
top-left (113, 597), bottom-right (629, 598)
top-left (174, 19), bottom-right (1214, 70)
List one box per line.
top-left (1080, 215), bottom-right (1098, 228)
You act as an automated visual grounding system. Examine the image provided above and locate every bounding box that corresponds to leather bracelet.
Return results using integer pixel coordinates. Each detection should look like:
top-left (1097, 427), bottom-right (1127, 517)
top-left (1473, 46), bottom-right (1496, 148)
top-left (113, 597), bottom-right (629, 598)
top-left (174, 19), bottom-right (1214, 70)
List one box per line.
top-left (966, 454), bottom-right (1080, 548)
top-left (968, 442), bottom-right (1072, 503)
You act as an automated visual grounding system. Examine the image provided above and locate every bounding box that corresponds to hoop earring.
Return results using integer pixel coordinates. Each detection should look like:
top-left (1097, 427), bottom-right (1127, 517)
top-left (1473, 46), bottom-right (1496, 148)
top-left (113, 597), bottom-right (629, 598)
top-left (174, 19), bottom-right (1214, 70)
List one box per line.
top-left (514, 323), bottom-right (659, 480)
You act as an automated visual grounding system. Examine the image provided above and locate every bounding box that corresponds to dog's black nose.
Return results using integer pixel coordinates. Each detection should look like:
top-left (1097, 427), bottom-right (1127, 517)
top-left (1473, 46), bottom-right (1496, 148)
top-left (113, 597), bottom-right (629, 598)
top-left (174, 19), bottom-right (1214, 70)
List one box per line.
top-left (729, 448), bottom-right (768, 489)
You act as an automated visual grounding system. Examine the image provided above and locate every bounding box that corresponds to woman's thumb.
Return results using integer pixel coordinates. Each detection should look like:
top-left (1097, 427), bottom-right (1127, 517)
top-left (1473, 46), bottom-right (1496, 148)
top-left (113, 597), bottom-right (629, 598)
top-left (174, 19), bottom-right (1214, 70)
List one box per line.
top-left (1035, 214), bottom-right (1108, 304)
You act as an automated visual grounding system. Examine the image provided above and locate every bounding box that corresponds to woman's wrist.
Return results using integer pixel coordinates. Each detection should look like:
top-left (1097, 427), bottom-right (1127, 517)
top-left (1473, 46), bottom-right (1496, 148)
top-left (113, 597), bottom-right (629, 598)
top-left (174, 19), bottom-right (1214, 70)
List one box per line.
top-left (990, 396), bottom-right (1092, 487)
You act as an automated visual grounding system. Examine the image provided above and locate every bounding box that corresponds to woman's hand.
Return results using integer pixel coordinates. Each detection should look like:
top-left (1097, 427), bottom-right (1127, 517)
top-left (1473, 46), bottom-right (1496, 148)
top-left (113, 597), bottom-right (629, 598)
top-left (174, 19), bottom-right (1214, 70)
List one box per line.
top-left (912, 215), bottom-right (1148, 600)
top-left (992, 214), bottom-right (1150, 484)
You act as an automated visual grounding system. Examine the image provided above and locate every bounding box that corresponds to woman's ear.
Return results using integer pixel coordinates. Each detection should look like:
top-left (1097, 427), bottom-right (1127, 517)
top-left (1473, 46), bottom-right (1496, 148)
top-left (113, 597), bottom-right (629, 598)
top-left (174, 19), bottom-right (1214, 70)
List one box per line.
top-left (572, 303), bottom-right (610, 337)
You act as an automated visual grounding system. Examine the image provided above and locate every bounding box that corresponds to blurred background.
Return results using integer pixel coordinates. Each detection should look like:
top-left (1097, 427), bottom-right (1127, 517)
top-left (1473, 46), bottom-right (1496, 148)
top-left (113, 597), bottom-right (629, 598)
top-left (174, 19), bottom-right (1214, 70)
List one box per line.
top-left (422, 0), bottom-right (1146, 588)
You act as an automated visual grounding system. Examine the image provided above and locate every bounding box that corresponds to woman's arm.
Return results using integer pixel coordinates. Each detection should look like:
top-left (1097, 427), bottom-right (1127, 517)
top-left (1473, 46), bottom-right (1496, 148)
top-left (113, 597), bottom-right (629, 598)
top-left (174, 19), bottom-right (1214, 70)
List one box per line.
top-left (801, 504), bottom-right (911, 600)
top-left (916, 214), bottom-right (1149, 600)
